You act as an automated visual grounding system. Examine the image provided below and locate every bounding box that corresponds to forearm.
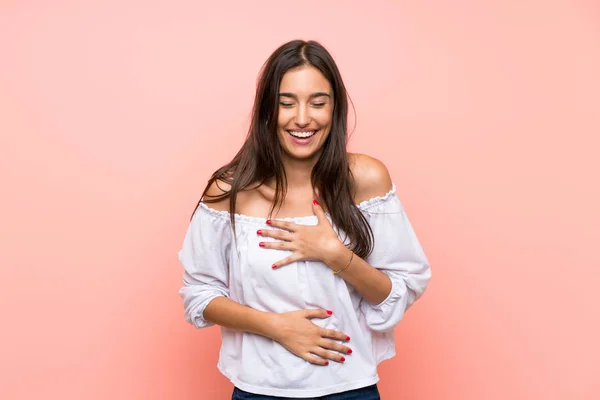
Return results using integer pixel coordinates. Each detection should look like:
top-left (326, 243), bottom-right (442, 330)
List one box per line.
top-left (324, 245), bottom-right (392, 305)
top-left (203, 296), bottom-right (279, 339)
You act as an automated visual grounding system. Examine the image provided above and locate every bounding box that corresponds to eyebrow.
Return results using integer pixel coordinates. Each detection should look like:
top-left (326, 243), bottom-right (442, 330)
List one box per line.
top-left (278, 92), bottom-right (331, 99)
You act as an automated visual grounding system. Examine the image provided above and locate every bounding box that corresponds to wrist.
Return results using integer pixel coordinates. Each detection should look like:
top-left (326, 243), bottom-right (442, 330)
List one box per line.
top-left (324, 242), bottom-right (352, 271)
top-left (259, 312), bottom-right (282, 341)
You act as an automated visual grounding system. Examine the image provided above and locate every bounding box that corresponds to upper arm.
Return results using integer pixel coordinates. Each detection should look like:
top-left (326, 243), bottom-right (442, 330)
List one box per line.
top-left (349, 153), bottom-right (394, 204)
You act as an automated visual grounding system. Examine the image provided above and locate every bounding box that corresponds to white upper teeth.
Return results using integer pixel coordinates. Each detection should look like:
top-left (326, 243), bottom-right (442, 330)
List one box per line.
top-left (289, 130), bottom-right (316, 138)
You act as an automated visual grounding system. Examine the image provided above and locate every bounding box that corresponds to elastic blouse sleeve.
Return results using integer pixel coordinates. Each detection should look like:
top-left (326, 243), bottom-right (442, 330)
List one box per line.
top-left (177, 204), bottom-right (232, 329)
top-left (360, 187), bottom-right (431, 332)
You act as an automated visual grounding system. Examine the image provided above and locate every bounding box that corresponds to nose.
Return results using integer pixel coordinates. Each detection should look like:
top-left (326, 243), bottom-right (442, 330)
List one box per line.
top-left (294, 104), bottom-right (310, 126)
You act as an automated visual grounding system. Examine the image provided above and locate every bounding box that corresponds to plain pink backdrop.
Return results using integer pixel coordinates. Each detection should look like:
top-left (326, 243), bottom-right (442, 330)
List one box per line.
top-left (1, 1), bottom-right (599, 399)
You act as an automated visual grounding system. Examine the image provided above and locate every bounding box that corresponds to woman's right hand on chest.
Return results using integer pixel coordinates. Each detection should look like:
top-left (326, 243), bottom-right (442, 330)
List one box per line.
top-left (267, 309), bottom-right (353, 366)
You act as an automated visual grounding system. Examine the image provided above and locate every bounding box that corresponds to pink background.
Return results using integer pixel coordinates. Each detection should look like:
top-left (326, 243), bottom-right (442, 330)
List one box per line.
top-left (1, 1), bottom-right (599, 399)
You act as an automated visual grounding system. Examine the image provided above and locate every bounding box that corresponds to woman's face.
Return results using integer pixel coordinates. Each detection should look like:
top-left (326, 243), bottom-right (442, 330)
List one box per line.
top-left (276, 65), bottom-right (334, 161)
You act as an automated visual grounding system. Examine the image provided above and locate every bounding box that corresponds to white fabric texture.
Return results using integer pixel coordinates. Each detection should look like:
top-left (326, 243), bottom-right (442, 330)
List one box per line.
top-left (178, 184), bottom-right (431, 398)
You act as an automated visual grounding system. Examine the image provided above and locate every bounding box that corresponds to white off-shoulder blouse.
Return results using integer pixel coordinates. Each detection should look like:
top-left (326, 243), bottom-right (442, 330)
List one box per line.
top-left (178, 184), bottom-right (431, 398)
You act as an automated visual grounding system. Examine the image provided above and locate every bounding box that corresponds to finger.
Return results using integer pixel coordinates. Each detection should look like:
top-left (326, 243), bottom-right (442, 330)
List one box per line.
top-left (304, 353), bottom-right (329, 366)
top-left (272, 254), bottom-right (300, 270)
top-left (320, 327), bottom-right (351, 342)
top-left (258, 240), bottom-right (292, 251)
top-left (312, 199), bottom-right (330, 225)
top-left (303, 309), bottom-right (333, 319)
top-left (257, 229), bottom-right (293, 241)
top-left (311, 347), bottom-right (346, 363)
top-left (318, 338), bottom-right (353, 355)
top-left (266, 219), bottom-right (297, 232)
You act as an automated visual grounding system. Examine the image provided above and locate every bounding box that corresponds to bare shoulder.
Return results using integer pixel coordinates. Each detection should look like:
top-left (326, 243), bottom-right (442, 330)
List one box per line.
top-left (202, 177), bottom-right (260, 214)
top-left (348, 153), bottom-right (393, 204)
top-left (202, 179), bottom-right (232, 212)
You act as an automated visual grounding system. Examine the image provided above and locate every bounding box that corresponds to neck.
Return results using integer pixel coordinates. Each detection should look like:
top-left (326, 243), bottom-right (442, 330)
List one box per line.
top-left (267, 153), bottom-right (320, 191)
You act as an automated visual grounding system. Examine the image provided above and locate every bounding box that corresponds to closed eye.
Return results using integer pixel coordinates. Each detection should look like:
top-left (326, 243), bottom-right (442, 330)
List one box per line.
top-left (279, 102), bottom-right (326, 107)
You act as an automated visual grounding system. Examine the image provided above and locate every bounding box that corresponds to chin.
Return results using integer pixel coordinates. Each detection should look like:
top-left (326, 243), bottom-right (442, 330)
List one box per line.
top-left (283, 147), bottom-right (323, 161)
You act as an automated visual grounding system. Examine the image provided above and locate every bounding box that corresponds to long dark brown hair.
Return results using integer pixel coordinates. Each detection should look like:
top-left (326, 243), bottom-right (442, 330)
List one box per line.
top-left (193, 39), bottom-right (374, 259)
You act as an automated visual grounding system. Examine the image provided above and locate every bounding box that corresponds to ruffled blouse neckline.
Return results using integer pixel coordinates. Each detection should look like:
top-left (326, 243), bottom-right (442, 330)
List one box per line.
top-left (197, 183), bottom-right (397, 224)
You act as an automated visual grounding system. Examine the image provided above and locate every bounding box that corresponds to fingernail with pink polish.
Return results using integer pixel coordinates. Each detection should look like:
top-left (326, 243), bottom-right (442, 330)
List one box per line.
top-left (326, 310), bottom-right (333, 315)
top-left (340, 356), bottom-right (345, 362)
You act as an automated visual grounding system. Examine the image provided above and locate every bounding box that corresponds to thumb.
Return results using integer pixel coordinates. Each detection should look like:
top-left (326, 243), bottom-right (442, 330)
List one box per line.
top-left (304, 308), bottom-right (333, 319)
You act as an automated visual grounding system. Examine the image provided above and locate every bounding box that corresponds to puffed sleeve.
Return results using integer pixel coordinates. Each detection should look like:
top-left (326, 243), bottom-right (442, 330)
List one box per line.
top-left (359, 186), bottom-right (431, 332)
top-left (177, 204), bottom-right (233, 329)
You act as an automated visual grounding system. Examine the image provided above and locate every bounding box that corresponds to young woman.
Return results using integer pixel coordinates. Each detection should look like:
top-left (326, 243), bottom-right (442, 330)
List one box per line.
top-left (178, 39), bottom-right (431, 399)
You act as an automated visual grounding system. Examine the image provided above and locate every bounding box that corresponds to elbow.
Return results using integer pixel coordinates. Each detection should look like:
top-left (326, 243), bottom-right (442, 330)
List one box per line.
top-left (179, 283), bottom-right (229, 329)
top-left (363, 264), bottom-right (431, 332)
top-left (363, 293), bottom-right (411, 333)
top-left (365, 315), bottom-right (405, 333)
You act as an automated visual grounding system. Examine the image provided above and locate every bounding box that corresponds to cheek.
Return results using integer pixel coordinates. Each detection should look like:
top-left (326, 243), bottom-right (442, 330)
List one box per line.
top-left (316, 113), bottom-right (333, 128)
top-left (277, 108), bottom-right (294, 125)
top-left (276, 117), bottom-right (285, 128)
top-left (317, 107), bottom-right (333, 124)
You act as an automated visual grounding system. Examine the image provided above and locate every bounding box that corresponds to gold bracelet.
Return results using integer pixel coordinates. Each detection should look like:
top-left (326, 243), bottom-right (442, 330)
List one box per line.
top-left (332, 251), bottom-right (354, 275)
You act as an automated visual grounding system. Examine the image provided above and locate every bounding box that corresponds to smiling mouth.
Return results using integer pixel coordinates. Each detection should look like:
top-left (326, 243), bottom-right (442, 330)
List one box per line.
top-left (287, 130), bottom-right (317, 139)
